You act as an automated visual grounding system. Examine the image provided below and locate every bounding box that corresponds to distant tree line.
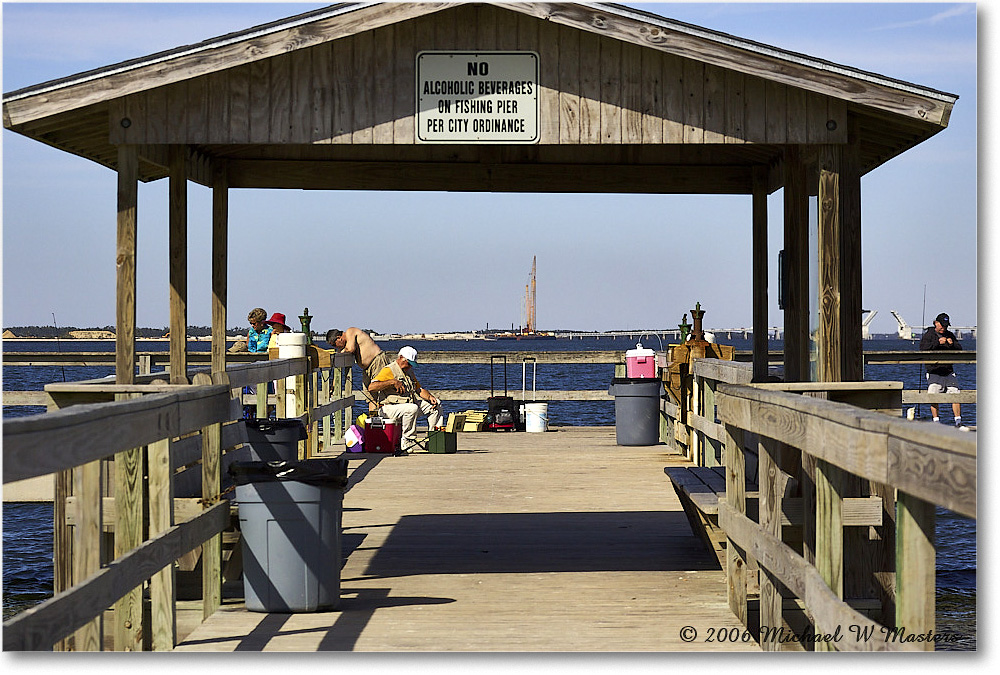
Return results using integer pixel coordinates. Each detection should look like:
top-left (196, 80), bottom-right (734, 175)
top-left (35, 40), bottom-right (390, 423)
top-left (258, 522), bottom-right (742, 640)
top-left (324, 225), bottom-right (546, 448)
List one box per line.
top-left (4, 325), bottom-right (246, 338)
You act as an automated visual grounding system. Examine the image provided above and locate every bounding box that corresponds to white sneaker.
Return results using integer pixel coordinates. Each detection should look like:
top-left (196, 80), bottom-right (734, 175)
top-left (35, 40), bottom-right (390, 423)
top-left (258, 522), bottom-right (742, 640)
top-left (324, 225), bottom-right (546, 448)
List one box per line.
top-left (957, 425), bottom-right (971, 432)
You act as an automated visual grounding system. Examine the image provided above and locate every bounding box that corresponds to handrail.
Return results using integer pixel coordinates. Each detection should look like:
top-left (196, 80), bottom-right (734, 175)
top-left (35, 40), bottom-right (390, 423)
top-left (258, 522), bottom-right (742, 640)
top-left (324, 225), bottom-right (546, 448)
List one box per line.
top-left (0, 348), bottom-right (978, 366)
top-left (715, 382), bottom-right (973, 651)
top-left (1, 350), bottom-right (357, 650)
top-left (716, 383), bottom-right (976, 518)
top-left (3, 385), bottom-right (233, 483)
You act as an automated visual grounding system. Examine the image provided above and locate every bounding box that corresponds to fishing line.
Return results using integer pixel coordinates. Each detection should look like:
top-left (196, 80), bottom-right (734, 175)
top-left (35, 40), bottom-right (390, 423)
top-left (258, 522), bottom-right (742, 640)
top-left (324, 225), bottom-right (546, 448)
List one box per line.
top-left (916, 285), bottom-right (927, 420)
top-left (52, 312), bottom-right (66, 382)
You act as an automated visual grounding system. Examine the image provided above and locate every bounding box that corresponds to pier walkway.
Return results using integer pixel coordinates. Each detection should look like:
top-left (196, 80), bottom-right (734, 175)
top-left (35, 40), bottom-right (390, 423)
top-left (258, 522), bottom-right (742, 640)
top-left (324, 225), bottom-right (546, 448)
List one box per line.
top-left (174, 427), bottom-right (757, 652)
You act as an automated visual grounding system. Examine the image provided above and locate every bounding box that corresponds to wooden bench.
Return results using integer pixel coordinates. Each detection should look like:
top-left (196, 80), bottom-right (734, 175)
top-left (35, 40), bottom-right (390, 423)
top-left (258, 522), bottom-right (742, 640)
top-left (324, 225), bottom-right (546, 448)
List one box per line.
top-left (665, 465), bottom-right (883, 570)
top-left (665, 466), bottom-right (757, 567)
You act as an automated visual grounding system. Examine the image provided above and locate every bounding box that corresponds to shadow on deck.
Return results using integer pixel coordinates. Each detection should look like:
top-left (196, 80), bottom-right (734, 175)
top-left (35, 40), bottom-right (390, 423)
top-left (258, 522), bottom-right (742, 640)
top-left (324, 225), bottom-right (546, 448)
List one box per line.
top-left (175, 427), bottom-right (758, 652)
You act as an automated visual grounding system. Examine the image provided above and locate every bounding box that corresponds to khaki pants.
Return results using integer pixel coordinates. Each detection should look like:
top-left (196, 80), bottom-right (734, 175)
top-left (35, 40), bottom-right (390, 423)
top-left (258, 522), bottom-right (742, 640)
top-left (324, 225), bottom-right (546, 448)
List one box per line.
top-left (380, 399), bottom-right (443, 450)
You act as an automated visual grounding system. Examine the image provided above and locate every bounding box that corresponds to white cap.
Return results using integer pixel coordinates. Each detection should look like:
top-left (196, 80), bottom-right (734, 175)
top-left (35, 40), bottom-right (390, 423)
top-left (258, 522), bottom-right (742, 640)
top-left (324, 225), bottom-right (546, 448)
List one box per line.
top-left (398, 346), bottom-right (418, 365)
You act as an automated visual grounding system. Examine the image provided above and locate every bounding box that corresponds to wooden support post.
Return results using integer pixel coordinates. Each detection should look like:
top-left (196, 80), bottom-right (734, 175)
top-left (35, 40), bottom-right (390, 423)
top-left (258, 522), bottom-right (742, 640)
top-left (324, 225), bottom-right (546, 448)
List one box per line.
top-left (211, 163), bottom-right (228, 377)
top-left (691, 375), bottom-right (702, 465)
top-left (815, 459), bottom-right (845, 651)
top-left (322, 367), bottom-right (333, 451)
top-left (841, 119), bottom-right (864, 382)
top-left (752, 165), bottom-right (769, 383)
top-left (342, 366), bottom-right (353, 442)
top-left (201, 422), bottom-right (223, 619)
top-left (310, 369), bottom-right (320, 455)
top-left (116, 145), bottom-right (138, 384)
top-left (295, 373), bottom-right (307, 459)
top-left (896, 492), bottom-right (935, 650)
top-left (148, 438), bottom-right (175, 650)
top-left (725, 422), bottom-right (748, 625)
top-left (256, 381), bottom-right (268, 419)
top-left (333, 365), bottom-right (344, 442)
top-left (113, 394), bottom-right (145, 651)
top-left (72, 460), bottom-right (103, 651)
top-left (758, 435), bottom-right (786, 651)
top-left (704, 378), bottom-right (719, 466)
top-left (818, 144), bottom-right (843, 383)
top-left (783, 146), bottom-right (810, 382)
top-left (169, 145), bottom-right (188, 385)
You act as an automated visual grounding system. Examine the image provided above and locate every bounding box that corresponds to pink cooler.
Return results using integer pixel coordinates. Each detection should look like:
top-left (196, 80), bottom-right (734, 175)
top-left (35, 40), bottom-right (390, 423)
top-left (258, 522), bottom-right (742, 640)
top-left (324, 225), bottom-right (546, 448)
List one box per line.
top-left (363, 418), bottom-right (401, 453)
top-left (625, 343), bottom-right (657, 378)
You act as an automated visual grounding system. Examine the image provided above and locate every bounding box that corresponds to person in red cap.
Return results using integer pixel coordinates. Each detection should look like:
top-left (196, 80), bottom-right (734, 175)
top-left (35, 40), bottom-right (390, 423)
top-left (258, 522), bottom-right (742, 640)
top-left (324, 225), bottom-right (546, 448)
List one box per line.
top-left (919, 312), bottom-right (966, 429)
top-left (265, 312), bottom-right (291, 349)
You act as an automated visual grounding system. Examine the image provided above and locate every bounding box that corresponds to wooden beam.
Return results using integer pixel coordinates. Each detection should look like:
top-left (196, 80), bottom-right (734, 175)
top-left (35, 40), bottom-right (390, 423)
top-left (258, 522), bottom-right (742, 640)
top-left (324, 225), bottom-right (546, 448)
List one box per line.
top-left (758, 435), bottom-right (785, 650)
top-left (148, 438), bottom-right (176, 651)
top-left (169, 146), bottom-right (188, 384)
top-left (116, 145), bottom-right (138, 384)
top-left (725, 423), bottom-right (748, 624)
top-left (113, 394), bottom-right (145, 651)
top-left (752, 165), bottom-right (769, 382)
top-left (783, 146), bottom-right (810, 382)
top-left (817, 143), bottom-right (843, 382)
top-left (225, 160), bottom-right (755, 194)
top-left (211, 163), bottom-right (228, 376)
top-left (841, 118), bottom-right (864, 381)
top-left (896, 492), bottom-right (935, 649)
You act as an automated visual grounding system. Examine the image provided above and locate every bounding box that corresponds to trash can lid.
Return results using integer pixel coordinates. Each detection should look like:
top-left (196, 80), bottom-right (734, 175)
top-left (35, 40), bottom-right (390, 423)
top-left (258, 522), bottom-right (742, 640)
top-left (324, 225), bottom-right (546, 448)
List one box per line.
top-left (230, 460), bottom-right (348, 487)
top-left (608, 377), bottom-right (664, 395)
top-left (243, 418), bottom-right (308, 439)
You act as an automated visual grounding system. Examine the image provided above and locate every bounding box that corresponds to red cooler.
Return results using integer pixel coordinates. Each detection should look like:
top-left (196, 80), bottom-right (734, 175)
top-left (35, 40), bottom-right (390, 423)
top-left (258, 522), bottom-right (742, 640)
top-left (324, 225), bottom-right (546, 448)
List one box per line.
top-left (363, 417), bottom-right (401, 452)
top-left (625, 343), bottom-right (657, 378)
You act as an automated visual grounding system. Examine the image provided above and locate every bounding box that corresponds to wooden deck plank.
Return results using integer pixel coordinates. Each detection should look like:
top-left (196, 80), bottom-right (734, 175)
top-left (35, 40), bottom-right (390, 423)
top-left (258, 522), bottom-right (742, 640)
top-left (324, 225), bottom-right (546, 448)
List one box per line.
top-left (174, 427), bottom-right (758, 651)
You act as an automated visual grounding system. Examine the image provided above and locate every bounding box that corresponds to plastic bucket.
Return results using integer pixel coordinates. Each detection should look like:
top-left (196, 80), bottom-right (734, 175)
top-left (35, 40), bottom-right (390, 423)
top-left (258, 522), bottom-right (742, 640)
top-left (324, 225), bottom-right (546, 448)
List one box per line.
top-left (525, 402), bottom-right (549, 432)
top-left (277, 332), bottom-right (307, 411)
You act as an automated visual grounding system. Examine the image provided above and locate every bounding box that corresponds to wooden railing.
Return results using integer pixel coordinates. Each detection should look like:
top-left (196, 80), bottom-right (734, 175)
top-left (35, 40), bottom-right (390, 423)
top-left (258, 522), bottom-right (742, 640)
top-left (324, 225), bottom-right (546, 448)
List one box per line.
top-left (662, 356), bottom-right (976, 651)
top-left (662, 353), bottom-right (976, 465)
top-left (1, 351), bottom-right (355, 651)
top-left (4, 349), bottom-right (974, 409)
top-left (716, 382), bottom-right (975, 651)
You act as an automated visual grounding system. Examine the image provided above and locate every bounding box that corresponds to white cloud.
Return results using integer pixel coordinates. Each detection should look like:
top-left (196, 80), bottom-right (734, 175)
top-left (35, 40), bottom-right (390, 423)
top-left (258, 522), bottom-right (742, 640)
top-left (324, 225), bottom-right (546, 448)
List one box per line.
top-left (868, 4), bottom-right (975, 31)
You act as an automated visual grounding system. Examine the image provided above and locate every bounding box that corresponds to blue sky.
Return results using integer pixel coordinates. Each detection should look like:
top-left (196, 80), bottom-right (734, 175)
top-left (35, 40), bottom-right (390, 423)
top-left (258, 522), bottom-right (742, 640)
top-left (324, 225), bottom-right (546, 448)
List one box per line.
top-left (1, 2), bottom-right (980, 336)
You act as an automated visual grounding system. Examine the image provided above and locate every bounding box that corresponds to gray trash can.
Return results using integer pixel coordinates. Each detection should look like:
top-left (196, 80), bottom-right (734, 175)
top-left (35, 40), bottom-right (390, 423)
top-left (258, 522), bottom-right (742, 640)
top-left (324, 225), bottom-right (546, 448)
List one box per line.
top-left (242, 419), bottom-right (308, 462)
top-left (608, 378), bottom-right (663, 446)
top-left (231, 460), bottom-right (348, 613)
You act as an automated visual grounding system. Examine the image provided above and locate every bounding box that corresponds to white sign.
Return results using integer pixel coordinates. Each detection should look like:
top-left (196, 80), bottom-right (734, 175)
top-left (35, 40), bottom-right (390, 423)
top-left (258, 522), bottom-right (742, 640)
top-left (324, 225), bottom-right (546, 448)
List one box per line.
top-left (416, 51), bottom-right (539, 144)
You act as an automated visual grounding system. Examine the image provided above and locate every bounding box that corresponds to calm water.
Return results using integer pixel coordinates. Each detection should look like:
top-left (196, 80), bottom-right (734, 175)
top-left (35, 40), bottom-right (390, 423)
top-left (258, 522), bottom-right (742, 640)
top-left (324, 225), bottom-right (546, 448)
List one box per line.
top-left (2, 336), bottom-right (976, 648)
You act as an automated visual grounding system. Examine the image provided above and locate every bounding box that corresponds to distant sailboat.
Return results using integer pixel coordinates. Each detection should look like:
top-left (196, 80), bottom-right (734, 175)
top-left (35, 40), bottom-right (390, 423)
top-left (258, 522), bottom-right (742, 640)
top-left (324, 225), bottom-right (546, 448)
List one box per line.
top-left (495, 256), bottom-right (555, 340)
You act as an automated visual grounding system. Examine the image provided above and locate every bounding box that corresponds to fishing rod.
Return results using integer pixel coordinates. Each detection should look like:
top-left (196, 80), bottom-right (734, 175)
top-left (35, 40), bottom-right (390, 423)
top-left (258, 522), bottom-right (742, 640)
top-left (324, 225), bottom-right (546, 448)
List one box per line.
top-left (916, 285), bottom-right (927, 420)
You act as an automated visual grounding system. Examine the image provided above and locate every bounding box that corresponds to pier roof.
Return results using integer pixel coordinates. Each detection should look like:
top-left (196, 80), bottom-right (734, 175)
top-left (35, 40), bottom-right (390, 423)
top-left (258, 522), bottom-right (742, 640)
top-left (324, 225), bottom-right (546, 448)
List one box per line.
top-left (3, 1), bottom-right (957, 194)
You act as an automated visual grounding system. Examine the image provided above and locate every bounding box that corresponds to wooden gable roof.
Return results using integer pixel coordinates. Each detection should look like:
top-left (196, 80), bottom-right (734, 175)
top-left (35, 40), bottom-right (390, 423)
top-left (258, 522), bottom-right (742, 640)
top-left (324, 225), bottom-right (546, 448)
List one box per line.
top-left (3, 2), bottom-right (957, 194)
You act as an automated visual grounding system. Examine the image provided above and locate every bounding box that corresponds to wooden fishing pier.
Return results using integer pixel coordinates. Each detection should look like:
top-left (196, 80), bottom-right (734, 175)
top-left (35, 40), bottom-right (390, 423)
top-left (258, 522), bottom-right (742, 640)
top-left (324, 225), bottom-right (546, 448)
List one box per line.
top-left (2, 0), bottom-right (975, 653)
top-left (3, 346), bottom-right (976, 651)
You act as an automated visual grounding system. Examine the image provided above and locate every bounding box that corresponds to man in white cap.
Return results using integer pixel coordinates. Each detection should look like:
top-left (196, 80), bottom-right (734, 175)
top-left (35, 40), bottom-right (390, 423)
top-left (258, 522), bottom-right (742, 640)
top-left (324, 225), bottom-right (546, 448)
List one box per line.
top-left (368, 346), bottom-right (443, 452)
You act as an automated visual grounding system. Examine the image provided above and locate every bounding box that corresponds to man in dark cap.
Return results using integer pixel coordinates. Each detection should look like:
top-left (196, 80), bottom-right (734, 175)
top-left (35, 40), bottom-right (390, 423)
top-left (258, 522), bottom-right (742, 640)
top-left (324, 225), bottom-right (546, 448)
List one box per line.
top-left (919, 312), bottom-right (966, 428)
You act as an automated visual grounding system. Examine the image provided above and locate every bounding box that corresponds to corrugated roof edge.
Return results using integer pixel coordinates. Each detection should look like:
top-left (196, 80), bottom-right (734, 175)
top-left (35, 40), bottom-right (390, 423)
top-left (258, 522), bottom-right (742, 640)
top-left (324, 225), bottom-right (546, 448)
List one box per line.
top-left (4, 1), bottom-right (958, 106)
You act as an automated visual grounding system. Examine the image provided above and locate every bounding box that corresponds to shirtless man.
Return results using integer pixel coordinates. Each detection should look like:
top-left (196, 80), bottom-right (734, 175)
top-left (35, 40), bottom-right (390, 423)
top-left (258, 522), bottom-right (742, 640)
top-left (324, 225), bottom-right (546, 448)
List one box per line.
top-left (326, 327), bottom-right (392, 388)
